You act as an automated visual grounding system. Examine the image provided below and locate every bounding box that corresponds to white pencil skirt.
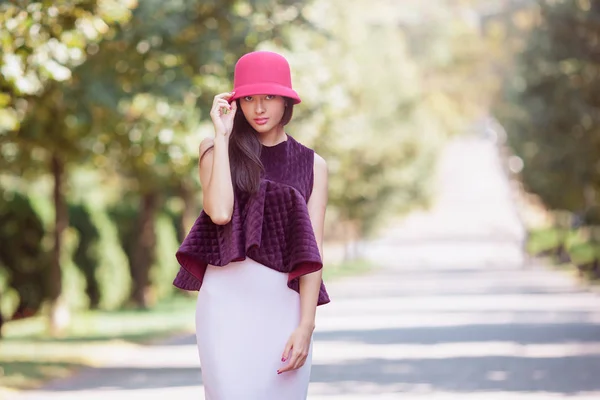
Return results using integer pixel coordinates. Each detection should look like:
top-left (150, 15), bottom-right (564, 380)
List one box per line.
top-left (195, 257), bottom-right (312, 400)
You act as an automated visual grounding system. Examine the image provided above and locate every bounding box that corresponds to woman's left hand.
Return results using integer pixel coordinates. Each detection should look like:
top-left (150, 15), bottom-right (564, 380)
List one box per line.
top-left (277, 324), bottom-right (313, 374)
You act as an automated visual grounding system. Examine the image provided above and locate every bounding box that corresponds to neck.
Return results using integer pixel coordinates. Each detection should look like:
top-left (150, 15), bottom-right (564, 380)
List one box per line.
top-left (258, 126), bottom-right (286, 146)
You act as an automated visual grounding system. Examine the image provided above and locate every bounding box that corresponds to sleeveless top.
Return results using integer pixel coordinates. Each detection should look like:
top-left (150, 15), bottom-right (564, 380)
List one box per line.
top-left (172, 133), bottom-right (331, 306)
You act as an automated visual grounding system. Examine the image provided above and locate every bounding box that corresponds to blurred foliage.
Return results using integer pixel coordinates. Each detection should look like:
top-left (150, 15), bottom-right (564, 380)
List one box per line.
top-left (69, 203), bottom-right (102, 308)
top-left (151, 213), bottom-right (181, 300)
top-left (490, 0), bottom-right (600, 281)
top-left (495, 0), bottom-right (600, 222)
top-left (0, 0), bottom-right (134, 133)
top-left (279, 0), bottom-right (495, 238)
top-left (69, 202), bottom-right (131, 310)
top-left (0, 0), bottom-right (136, 177)
top-left (0, 191), bottom-right (47, 320)
top-left (527, 222), bottom-right (600, 282)
top-left (0, 0), bottom-right (138, 335)
top-left (107, 200), bottom-right (141, 302)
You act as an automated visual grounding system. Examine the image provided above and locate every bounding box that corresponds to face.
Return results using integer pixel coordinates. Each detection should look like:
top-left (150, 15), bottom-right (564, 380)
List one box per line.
top-left (239, 94), bottom-right (286, 133)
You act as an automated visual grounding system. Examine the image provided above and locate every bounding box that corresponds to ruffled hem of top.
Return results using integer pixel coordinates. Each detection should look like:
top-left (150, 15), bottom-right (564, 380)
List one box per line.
top-left (173, 179), bottom-right (330, 306)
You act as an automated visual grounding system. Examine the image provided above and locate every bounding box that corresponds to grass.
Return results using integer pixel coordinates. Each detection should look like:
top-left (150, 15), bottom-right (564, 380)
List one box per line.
top-left (3, 295), bottom-right (197, 342)
top-left (527, 227), bottom-right (600, 283)
top-left (0, 258), bottom-right (375, 391)
top-left (526, 227), bottom-right (576, 255)
top-left (0, 295), bottom-right (197, 390)
top-left (0, 361), bottom-right (85, 391)
top-left (322, 257), bottom-right (377, 281)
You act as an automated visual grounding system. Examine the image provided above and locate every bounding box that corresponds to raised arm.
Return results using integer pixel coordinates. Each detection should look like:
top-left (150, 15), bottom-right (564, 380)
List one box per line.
top-left (199, 92), bottom-right (237, 225)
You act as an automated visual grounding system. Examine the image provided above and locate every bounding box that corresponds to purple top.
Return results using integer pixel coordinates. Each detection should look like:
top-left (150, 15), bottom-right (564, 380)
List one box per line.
top-left (172, 133), bottom-right (330, 306)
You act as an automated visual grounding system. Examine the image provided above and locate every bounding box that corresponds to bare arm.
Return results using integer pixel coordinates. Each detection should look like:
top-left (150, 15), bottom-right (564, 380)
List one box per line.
top-left (200, 92), bottom-right (237, 225)
top-left (198, 137), bottom-right (234, 225)
top-left (299, 152), bottom-right (328, 330)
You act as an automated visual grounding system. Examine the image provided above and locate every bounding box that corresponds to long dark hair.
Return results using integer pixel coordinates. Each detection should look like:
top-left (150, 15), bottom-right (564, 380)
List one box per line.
top-left (200, 96), bottom-right (295, 194)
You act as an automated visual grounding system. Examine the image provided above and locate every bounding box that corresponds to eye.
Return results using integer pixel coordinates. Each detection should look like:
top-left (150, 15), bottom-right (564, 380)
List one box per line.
top-left (243, 96), bottom-right (253, 101)
top-left (265, 95), bottom-right (276, 100)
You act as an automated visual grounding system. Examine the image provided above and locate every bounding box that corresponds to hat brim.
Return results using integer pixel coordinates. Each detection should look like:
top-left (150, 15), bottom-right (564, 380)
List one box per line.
top-left (229, 83), bottom-right (301, 104)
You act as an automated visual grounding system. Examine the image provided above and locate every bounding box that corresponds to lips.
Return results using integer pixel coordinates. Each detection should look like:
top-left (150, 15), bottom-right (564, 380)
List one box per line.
top-left (254, 118), bottom-right (269, 126)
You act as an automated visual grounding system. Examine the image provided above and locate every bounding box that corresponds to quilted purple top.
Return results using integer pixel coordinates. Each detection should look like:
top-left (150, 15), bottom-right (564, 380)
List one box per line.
top-left (173, 133), bottom-right (330, 306)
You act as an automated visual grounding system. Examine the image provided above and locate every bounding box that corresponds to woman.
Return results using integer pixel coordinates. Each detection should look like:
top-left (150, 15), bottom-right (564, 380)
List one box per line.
top-left (173, 50), bottom-right (330, 399)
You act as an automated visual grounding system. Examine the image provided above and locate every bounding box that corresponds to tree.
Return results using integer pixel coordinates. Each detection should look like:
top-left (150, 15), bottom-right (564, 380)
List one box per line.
top-left (0, 0), bottom-right (135, 334)
top-left (495, 0), bottom-right (600, 222)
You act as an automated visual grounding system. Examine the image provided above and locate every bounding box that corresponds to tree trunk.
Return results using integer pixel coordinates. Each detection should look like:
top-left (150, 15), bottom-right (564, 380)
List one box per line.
top-left (0, 308), bottom-right (4, 339)
top-left (130, 191), bottom-right (159, 309)
top-left (49, 153), bottom-right (70, 336)
top-left (593, 259), bottom-right (600, 280)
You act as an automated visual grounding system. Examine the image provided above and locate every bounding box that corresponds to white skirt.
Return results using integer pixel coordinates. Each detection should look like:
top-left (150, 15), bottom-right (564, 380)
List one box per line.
top-left (195, 257), bottom-right (312, 400)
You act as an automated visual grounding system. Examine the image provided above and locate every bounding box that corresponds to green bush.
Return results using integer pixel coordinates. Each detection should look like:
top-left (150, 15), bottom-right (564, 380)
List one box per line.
top-left (69, 203), bottom-right (131, 310)
top-left (0, 191), bottom-right (48, 319)
top-left (90, 206), bottom-right (132, 310)
top-left (69, 204), bottom-right (101, 308)
top-left (151, 213), bottom-right (180, 300)
top-left (108, 200), bottom-right (180, 304)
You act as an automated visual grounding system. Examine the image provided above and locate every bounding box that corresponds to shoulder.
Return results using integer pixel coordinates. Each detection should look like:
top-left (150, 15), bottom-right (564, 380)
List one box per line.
top-left (313, 152), bottom-right (328, 175)
top-left (308, 152), bottom-right (328, 203)
top-left (288, 134), bottom-right (312, 154)
top-left (288, 134), bottom-right (322, 164)
top-left (311, 152), bottom-right (328, 198)
top-left (200, 137), bottom-right (214, 152)
top-left (289, 135), bottom-right (327, 177)
top-left (199, 137), bottom-right (215, 162)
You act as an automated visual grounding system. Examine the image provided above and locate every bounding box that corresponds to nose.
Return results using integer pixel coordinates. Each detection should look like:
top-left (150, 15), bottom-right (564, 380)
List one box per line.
top-left (255, 99), bottom-right (265, 114)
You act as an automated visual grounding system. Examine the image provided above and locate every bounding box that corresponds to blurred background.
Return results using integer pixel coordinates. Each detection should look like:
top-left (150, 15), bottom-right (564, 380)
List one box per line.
top-left (2, 0), bottom-right (600, 397)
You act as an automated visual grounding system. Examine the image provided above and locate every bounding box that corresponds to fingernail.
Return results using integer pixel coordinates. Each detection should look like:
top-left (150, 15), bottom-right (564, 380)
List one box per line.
top-left (281, 357), bottom-right (286, 362)
top-left (277, 371), bottom-right (281, 374)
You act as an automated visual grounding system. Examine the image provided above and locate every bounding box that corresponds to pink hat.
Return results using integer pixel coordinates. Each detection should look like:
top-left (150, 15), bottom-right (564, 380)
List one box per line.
top-left (230, 51), bottom-right (301, 104)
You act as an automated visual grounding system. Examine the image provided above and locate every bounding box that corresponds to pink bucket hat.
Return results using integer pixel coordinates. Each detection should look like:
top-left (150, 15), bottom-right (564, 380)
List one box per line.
top-left (229, 51), bottom-right (301, 104)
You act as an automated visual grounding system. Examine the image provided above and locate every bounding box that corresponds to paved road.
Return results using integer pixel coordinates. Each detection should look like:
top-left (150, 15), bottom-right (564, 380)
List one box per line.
top-left (11, 135), bottom-right (600, 399)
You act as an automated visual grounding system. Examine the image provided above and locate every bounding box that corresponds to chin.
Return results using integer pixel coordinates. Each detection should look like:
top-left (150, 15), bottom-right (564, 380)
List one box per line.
top-left (252, 124), bottom-right (275, 133)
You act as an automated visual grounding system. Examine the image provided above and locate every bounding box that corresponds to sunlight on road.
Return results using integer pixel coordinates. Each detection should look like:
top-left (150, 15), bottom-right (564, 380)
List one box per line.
top-left (364, 135), bottom-right (526, 270)
top-left (308, 136), bottom-right (600, 399)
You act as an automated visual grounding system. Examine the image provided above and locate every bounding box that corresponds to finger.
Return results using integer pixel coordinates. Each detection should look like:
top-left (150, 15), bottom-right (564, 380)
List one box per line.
top-left (227, 92), bottom-right (237, 104)
top-left (278, 352), bottom-right (300, 374)
top-left (292, 350), bottom-right (307, 370)
top-left (293, 359), bottom-right (305, 371)
top-left (214, 91), bottom-right (235, 101)
top-left (210, 107), bottom-right (226, 117)
top-left (281, 340), bottom-right (292, 362)
top-left (277, 362), bottom-right (293, 374)
top-left (216, 100), bottom-right (232, 110)
top-left (213, 100), bottom-right (231, 108)
top-left (213, 104), bottom-right (231, 115)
